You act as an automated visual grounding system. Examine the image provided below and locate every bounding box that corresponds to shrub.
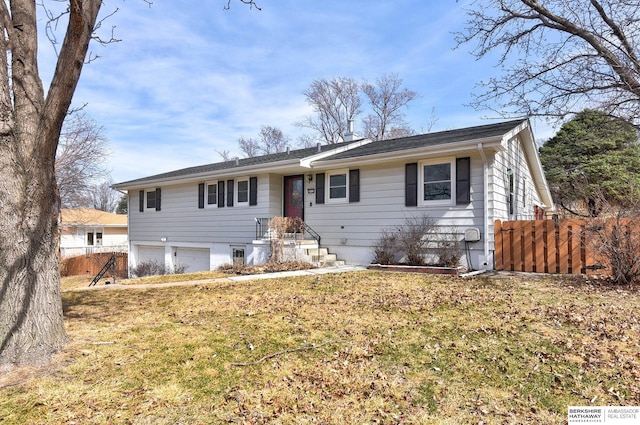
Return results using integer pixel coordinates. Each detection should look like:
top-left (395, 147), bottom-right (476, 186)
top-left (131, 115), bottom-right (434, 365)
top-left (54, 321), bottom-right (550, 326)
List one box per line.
top-left (396, 215), bottom-right (436, 265)
top-left (268, 216), bottom-right (305, 263)
top-left (434, 232), bottom-right (462, 267)
top-left (372, 229), bottom-right (398, 265)
top-left (371, 214), bottom-right (436, 266)
top-left (130, 260), bottom-right (189, 278)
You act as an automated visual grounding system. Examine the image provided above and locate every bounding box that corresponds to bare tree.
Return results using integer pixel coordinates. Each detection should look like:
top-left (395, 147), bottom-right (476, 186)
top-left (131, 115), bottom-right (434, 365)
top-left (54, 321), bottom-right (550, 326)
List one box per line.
top-left (361, 73), bottom-right (418, 140)
top-left (258, 125), bottom-right (289, 154)
top-left (238, 125), bottom-right (289, 157)
top-left (217, 149), bottom-right (233, 161)
top-left (0, 0), bottom-right (102, 369)
top-left (86, 180), bottom-right (120, 212)
top-left (0, 0), bottom-right (258, 369)
top-left (55, 112), bottom-right (110, 208)
top-left (299, 77), bottom-right (362, 144)
top-left (456, 0), bottom-right (640, 125)
top-left (238, 136), bottom-right (261, 158)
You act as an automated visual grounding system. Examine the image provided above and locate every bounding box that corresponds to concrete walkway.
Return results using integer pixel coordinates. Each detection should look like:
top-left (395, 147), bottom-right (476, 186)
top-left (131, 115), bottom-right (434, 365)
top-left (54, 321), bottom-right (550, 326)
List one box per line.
top-left (67, 264), bottom-right (369, 292)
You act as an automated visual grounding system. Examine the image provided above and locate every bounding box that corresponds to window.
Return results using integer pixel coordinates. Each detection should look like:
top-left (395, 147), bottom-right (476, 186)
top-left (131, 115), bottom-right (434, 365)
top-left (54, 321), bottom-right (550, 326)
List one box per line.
top-left (86, 229), bottom-right (103, 246)
top-left (232, 248), bottom-right (245, 266)
top-left (328, 170), bottom-right (348, 202)
top-left (146, 190), bottom-right (156, 209)
top-left (420, 159), bottom-right (455, 206)
top-left (143, 188), bottom-right (161, 211)
top-left (236, 178), bottom-right (249, 205)
top-left (207, 183), bottom-right (217, 206)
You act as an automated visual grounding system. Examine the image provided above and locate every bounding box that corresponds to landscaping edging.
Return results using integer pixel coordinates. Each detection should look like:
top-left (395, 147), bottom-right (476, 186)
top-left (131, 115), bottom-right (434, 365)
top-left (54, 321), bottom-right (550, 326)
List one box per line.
top-left (368, 264), bottom-right (462, 275)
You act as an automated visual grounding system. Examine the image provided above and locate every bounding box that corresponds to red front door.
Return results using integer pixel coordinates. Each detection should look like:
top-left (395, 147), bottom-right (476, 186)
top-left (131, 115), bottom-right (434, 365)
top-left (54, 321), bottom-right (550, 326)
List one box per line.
top-left (284, 175), bottom-right (304, 220)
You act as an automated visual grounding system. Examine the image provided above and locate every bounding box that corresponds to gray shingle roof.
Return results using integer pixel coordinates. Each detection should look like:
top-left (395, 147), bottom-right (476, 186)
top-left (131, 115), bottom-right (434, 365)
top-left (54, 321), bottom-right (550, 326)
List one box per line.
top-left (114, 119), bottom-right (525, 188)
top-left (114, 140), bottom-right (355, 187)
top-left (322, 119), bottom-right (525, 161)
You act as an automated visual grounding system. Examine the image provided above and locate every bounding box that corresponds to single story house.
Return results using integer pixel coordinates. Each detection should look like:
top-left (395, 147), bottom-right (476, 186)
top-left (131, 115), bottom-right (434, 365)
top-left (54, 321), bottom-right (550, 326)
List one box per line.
top-left (113, 119), bottom-right (553, 273)
top-left (59, 208), bottom-right (128, 257)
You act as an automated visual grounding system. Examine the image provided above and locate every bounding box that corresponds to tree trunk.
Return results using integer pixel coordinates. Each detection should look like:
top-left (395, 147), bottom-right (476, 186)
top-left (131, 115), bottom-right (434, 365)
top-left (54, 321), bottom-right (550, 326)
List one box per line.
top-left (0, 147), bottom-right (68, 367)
top-left (0, 0), bottom-right (102, 369)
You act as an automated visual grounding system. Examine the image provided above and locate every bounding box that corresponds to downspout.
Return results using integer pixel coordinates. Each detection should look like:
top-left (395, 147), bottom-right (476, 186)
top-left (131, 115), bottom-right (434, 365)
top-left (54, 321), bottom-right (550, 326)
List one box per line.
top-left (477, 143), bottom-right (490, 269)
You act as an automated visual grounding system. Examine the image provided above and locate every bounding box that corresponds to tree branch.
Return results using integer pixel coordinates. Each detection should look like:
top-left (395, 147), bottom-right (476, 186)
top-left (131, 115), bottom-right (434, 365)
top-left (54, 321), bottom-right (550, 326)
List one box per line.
top-left (230, 339), bottom-right (342, 366)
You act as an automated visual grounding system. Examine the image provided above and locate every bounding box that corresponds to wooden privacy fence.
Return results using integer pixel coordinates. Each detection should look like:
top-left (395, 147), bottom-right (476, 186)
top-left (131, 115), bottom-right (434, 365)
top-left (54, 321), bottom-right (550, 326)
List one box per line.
top-left (495, 219), bottom-right (610, 275)
top-left (61, 252), bottom-right (128, 277)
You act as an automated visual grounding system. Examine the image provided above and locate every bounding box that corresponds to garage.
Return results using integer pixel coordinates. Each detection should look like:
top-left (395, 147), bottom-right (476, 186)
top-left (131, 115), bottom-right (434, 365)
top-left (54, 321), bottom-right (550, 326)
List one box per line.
top-left (137, 245), bottom-right (165, 265)
top-left (175, 248), bottom-right (210, 273)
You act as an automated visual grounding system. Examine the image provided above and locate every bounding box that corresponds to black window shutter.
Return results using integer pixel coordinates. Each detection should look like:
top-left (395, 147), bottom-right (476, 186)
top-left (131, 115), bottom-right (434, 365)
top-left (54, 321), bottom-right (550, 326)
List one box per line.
top-left (249, 176), bottom-right (258, 206)
top-left (227, 179), bottom-right (234, 207)
top-left (349, 169), bottom-right (360, 203)
top-left (405, 163), bottom-right (418, 207)
top-left (218, 181), bottom-right (225, 208)
top-left (155, 188), bottom-right (161, 211)
top-left (139, 190), bottom-right (144, 212)
top-left (315, 173), bottom-right (325, 204)
top-left (198, 183), bottom-right (205, 209)
top-left (456, 157), bottom-right (471, 205)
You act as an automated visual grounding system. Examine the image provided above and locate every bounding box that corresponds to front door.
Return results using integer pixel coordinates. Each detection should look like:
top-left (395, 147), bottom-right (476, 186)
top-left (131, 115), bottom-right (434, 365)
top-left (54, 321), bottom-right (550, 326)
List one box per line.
top-left (284, 175), bottom-right (304, 220)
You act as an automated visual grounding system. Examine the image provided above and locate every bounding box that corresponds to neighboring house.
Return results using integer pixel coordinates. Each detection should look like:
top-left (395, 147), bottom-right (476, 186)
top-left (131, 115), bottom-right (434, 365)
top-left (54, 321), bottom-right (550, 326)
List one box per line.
top-left (113, 119), bottom-right (553, 273)
top-left (60, 208), bottom-right (128, 257)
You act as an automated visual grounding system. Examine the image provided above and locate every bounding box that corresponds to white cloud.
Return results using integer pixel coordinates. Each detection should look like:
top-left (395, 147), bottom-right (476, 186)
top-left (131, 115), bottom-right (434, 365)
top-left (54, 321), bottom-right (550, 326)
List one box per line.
top-left (35, 1), bottom-right (555, 183)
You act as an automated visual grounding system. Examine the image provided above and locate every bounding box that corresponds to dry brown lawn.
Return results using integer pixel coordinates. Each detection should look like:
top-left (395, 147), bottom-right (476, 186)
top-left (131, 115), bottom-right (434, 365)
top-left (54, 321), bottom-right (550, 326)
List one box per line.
top-left (1, 270), bottom-right (639, 424)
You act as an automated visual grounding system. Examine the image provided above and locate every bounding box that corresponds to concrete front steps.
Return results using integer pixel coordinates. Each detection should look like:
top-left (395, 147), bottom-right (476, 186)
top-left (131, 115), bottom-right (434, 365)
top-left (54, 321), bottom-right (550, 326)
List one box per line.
top-left (288, 239), bottom-right (346, 267)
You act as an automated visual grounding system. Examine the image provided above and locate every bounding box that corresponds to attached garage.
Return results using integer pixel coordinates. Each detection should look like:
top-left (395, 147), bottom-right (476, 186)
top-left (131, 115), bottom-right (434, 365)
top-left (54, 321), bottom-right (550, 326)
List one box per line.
top-left (175, 247), bottom-right (210, 273)
top-left (137, 245), bottom-right (164, 265)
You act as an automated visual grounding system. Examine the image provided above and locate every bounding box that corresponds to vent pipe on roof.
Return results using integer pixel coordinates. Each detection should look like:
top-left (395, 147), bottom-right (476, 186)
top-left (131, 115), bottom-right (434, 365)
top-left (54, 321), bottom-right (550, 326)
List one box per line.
top-left (286, 146), bottom-right (290, 155)
top-left (235, 157), bottom-right (240, 166)
top-left (317, 143), bottom-right (321, 153)
top-left (344, 119), bottom-right (358, 142)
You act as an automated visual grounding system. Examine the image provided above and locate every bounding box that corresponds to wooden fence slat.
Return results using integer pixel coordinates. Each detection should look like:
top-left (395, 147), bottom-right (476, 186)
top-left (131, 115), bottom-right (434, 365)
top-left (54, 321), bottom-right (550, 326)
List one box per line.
top-left (545, 220), bottom-right (558, 273)
top-left (504, 221), bottom-right (514, 271)
top-left (569, 221), bottom-right (583, 274)
top-left (558, 223), bottom-right (570, 274)
top-left (534, 220), bottom-right (546, 273)
top-left (495, 220), bottom-right (504, 271)
top-left (523, 221), bottom-right (534, 272)
top-left (513, 221), bottom-right (523, 271)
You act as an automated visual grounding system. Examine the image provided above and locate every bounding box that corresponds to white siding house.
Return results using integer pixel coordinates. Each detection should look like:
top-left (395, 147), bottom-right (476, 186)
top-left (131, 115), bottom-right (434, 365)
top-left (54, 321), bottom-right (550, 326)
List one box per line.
top-left (113, 119), bottom-right (553, 273)
top-left (60, 208), bottom-right (128, 257)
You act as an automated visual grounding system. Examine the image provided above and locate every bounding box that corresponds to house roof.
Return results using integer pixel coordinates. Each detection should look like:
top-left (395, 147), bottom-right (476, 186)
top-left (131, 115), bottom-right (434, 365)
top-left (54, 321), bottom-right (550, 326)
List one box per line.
top-left (113, 119), bottom-right (552, 209)
top-left (319, 119), bottom-right (525, 161)
top-left (61, 208), bottom-right (128, 227)
top-left (113, 140), bottom-right (356, 188)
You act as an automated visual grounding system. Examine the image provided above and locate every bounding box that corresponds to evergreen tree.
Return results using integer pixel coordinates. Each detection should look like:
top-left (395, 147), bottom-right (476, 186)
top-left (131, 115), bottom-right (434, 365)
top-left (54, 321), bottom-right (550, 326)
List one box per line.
top-left (539, 109), bottom-right (640, 216)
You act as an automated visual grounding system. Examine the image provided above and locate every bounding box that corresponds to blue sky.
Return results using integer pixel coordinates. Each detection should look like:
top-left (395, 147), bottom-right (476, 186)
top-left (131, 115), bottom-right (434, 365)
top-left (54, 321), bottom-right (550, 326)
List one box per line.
top-left (40, 1), bottom-right (556, 183)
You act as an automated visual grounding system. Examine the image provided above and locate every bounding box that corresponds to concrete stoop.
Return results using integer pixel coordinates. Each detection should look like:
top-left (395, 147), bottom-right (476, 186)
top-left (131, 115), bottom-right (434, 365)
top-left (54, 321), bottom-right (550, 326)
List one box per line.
top-left (287, 239), bottom-right (346, 267)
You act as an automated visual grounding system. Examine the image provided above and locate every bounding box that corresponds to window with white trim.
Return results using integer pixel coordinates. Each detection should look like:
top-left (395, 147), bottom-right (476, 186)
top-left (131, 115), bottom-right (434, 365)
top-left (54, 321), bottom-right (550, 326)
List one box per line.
top-left (86, 228), bottom-right (104, 246)
top-left (420, 158), bottom-right (455, 206)
top-left (145, 189), bottom-right (157, 210)
top-left (206, 182), bottom-right (217, 207)
top-left (327, 169), bottom-right (348, 203)
top-left (236, 177), bottom-right (249, 206)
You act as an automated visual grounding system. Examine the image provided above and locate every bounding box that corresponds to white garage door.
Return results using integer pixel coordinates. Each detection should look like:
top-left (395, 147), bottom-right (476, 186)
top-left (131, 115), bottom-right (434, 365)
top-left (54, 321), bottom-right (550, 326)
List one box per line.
top-left (175, 248), bottom-right (210, 273)
top-left (138, 245), bottom-right (164, 265)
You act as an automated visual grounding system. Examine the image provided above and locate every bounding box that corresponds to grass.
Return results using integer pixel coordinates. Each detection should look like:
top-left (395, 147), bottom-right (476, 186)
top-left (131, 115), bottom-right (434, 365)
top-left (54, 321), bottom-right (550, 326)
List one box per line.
top-left (2, 271), bottom-right (639, 424)
top-left (60, 271), bottom-right (229, 290)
